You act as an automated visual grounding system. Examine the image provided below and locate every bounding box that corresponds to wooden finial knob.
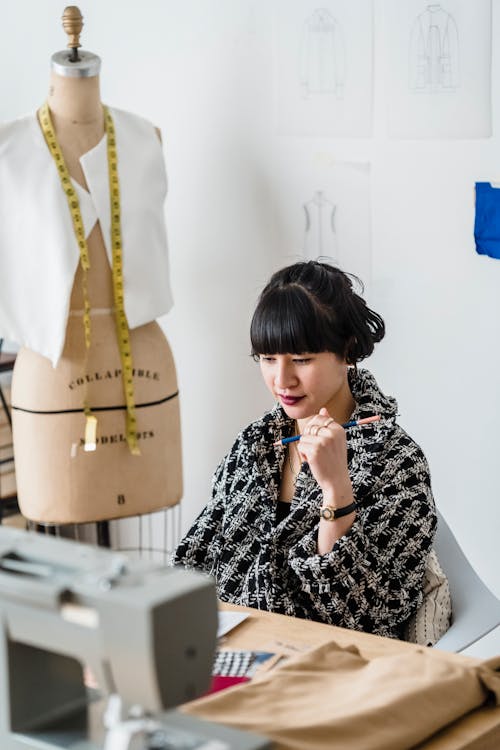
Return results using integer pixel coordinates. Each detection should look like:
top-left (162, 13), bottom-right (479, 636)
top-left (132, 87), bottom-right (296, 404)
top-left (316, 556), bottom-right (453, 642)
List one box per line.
top-left (62, 6), bottom-right (83, 49)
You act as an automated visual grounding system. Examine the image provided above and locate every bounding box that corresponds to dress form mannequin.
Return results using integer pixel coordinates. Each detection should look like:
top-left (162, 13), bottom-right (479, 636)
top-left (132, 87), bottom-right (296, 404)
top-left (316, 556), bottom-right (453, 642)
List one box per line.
top-left (10, 8), bottom-right (182, 525)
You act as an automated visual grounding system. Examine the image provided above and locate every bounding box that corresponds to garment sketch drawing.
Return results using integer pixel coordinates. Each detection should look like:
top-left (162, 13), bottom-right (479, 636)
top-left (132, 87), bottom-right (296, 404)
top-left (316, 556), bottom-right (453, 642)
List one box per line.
top-left (300, 8), bottom-right (346, 99)
top-left (303, 191), bottom-right (338, 262)
top-left (409, 4), bottom-right (459, 93)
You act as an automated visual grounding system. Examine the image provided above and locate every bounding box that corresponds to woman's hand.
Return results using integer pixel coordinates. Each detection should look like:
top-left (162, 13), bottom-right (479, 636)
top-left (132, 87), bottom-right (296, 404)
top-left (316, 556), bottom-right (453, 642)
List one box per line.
top-left (297, 407), bottom-right (354, 509)
top-left (298, 407), bottom-right (356, 553)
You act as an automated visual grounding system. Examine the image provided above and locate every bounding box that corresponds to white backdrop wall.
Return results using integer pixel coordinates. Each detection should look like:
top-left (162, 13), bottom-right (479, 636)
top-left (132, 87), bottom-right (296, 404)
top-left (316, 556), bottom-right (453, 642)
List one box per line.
top-left (1, 1), bottom-right (499, 597)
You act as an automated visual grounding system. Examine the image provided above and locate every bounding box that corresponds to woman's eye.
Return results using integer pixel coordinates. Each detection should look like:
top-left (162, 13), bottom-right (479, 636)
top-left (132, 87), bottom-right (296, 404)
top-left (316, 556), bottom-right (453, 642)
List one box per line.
top-left (260, 356), bottom-right (275, 362)
top-left (293, 358), bottom-right (311, 364)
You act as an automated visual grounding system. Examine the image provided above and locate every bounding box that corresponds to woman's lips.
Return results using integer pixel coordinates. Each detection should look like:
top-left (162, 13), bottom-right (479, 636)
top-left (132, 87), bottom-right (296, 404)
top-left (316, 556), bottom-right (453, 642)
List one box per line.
top-left (279, 395), bottom-right (303, 406)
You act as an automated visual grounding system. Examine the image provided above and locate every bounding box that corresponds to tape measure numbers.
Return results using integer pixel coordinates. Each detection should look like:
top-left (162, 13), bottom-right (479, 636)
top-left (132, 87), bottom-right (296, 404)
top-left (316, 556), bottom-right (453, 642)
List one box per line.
top-left (39, 102), bottom-right (140, 455)
top-left (104, 108), bottom-right (140, 455)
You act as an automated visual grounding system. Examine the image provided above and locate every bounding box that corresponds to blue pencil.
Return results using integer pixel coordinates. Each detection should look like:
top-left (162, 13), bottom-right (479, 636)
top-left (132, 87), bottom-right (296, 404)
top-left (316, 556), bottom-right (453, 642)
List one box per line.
top-left (274, 415), bottom-right (380, 446)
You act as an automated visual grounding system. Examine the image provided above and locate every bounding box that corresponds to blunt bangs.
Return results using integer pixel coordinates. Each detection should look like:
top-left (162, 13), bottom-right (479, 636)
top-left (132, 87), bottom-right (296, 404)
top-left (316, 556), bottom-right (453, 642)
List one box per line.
top-left (250, 285), bottom-right (343, 357)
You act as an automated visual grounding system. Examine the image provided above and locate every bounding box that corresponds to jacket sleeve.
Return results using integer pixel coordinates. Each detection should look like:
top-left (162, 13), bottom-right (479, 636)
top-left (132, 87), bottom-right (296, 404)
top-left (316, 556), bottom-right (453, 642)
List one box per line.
top-left (287, 435), bottom-right (437, 637)
top-left (172, 453), bottom-right (229, 574)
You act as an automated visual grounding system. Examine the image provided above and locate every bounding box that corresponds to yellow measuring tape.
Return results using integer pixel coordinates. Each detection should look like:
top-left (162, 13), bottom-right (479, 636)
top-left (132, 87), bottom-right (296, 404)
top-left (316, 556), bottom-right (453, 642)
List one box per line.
top-left (38, 102), bottom-right (140, 455)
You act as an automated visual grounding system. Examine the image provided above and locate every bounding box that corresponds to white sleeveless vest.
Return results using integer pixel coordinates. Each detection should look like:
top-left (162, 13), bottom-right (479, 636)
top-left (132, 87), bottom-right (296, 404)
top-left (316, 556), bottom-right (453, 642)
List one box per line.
top-left (0, 106), bottom-right (173, 366)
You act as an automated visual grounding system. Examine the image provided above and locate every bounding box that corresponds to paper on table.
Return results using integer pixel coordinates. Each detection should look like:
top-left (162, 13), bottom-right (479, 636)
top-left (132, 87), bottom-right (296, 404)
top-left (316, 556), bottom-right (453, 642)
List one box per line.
top-left (217, 611), bottom-right (248, 639)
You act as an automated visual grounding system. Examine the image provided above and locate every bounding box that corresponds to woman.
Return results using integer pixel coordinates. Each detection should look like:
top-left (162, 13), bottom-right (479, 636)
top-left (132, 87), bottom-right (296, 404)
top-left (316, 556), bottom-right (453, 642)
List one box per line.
top-left (173, 261), bottom-right (436, 639)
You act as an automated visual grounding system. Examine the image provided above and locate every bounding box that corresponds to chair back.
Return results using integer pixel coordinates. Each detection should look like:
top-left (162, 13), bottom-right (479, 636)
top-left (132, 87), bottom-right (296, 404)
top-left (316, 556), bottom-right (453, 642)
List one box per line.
top-left (434, 510), bottom-right (500, 652)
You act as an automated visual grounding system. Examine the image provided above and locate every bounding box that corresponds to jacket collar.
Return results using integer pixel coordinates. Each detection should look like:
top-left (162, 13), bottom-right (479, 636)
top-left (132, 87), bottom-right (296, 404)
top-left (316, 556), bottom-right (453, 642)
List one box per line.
top-left (251, 368), bottom-right (398, 504)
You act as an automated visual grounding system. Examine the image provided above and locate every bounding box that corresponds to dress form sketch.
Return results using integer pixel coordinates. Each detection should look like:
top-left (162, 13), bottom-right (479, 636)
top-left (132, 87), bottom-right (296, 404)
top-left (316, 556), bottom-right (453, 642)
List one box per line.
top-left (303, 190), bottom-right (338, 262)
top-left (8, 9), bottom-right (182, 526)
top-left (300, 8), bottom-right (346, 99)
top-left (409, 3), bottom-right (459, 93)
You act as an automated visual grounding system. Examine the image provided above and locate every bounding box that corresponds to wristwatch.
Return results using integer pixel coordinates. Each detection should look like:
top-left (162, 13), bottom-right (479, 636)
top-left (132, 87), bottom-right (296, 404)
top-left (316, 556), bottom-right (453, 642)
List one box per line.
top-left (319, 501), bottom-right (357, 521)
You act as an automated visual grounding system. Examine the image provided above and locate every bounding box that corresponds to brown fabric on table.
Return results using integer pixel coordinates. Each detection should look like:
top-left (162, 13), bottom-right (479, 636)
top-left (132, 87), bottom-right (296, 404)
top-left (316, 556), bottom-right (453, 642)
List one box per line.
top-left (183, 641), bottom-right (500, 750)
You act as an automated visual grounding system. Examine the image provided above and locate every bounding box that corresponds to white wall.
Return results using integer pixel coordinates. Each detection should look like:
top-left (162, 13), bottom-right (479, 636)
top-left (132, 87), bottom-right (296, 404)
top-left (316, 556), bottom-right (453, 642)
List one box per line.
top-left (1, 1), bottom-right (499, 596)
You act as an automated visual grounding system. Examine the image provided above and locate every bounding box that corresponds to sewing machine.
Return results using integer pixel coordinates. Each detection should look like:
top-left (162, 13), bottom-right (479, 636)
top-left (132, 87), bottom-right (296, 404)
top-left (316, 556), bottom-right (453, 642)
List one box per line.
top-left (0, 527), bottom-right (271, 749)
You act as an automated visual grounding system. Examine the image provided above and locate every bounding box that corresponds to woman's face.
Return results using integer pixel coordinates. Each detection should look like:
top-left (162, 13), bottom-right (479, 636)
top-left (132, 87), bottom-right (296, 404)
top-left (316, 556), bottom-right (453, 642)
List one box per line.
top-left (258, 351), bottom-right (351, 420)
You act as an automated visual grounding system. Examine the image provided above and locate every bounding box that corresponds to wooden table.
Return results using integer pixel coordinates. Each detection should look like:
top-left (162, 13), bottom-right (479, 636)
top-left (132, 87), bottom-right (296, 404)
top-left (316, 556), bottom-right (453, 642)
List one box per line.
top-left (217, 603), bottom-right (500, 750)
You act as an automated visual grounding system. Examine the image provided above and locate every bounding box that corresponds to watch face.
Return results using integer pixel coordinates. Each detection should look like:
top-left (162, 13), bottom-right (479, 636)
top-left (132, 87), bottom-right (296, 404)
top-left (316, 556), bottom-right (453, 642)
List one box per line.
top-left (321, 507), bottom-right (335, 521)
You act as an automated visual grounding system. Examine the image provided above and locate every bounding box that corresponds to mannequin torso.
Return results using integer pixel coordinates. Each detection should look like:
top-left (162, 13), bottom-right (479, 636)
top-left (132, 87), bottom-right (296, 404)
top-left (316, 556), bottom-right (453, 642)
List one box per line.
top-left (10, 63), bottom-right (182, 524)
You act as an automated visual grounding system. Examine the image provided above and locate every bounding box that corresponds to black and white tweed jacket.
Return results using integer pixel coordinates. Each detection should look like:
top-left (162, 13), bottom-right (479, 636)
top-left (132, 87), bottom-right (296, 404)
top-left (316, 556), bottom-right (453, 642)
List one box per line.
top-left (174, 369), bottom-right (436, 639)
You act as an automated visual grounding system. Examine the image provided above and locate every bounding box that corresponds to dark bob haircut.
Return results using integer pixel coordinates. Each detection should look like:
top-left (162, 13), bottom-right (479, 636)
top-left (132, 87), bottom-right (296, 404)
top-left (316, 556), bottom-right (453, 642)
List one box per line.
top-left (250, 261), bottom-right (385, 365)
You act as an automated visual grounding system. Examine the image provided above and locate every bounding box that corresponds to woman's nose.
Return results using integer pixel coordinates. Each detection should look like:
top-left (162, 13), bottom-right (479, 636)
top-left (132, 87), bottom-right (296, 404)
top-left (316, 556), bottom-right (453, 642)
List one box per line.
top-left (275, 361), bottom-right (297, 389)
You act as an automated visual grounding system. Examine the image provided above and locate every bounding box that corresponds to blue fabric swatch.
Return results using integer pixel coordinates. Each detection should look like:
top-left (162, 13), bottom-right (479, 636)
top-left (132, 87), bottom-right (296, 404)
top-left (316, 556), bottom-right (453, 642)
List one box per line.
top-left (474, 182), bottom-right (500, 260)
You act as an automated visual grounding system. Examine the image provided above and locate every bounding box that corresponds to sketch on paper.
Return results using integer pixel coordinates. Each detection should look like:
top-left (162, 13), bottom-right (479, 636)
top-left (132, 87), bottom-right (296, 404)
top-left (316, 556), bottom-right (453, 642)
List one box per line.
top-left (271, 152), bottom-right (371, 281)
top-left (384, 0), bottom-right (491, 138)
top-left (409, 4), bottom-right (459, 93)
top-left (300, 9), bottom-right (346, 99)
top-left (273, 0), bottom-right (373, 137)
top-left (303, 190), bottom-right (339, 262)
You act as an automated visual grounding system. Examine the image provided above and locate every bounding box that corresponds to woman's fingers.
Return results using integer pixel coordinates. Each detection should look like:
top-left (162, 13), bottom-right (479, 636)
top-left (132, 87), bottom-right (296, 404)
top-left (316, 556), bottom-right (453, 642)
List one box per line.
top-left (304, 409), bottom-right (336, 436)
